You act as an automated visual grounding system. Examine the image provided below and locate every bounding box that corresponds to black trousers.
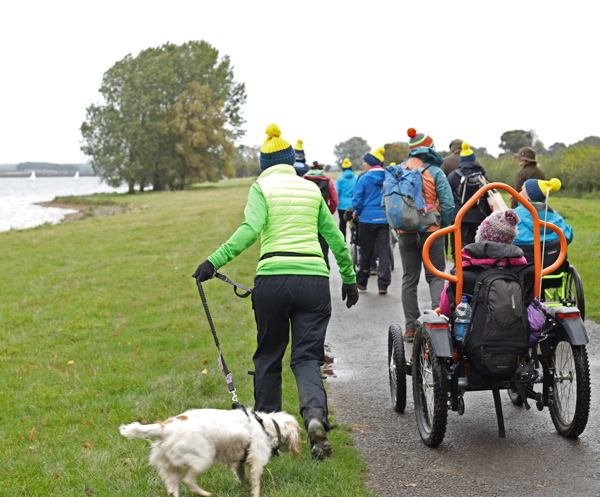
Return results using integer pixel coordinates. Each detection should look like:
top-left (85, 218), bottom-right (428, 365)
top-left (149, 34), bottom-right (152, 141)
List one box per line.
top-left (338, 209), bottom-right (348, 239)
top-left (252, 275), bottom-right (331, 428)
top-left (357, 223), bottom-right (391, 290)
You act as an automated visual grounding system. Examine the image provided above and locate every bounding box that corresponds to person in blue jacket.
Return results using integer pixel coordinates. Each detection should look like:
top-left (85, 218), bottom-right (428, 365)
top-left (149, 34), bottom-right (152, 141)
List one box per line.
top-left (336, 157), bottom-right (357, 239)
top-left (514, 178), bottom-right (573, 266)
top-left (352, 146), bottom-right (390, 294)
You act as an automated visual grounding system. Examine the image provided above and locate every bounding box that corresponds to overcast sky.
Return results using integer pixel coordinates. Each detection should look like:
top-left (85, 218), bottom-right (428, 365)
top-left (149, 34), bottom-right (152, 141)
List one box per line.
top-left (2, 0), bottom-right (599, 165)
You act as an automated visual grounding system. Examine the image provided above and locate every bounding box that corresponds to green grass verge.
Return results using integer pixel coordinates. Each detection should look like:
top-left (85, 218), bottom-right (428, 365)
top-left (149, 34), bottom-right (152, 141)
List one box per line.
top-left (551, 196), bottom-right (600, 321)
top-left (1, 180), bottom-right (372, 497)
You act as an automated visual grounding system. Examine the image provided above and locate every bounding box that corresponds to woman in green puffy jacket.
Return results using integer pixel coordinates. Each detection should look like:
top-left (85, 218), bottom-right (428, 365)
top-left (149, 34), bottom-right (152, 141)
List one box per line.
top-left (194, 124), bottom-right (358, 460)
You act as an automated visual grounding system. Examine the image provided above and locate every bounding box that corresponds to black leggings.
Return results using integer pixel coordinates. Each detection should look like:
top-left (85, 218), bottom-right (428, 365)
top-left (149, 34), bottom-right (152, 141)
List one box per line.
top-left (252, 275), bottom-right (331, 428)
top-left (338, 209), bottom-right (347, 239)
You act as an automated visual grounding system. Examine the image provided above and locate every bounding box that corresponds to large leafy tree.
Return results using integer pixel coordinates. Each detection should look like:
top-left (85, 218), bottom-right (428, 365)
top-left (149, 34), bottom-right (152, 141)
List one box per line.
top-left (498, 129), bottom-right (533, 154)
top-left (81, 41), bottom-right (246, 191)
top-left (333, 137), bottom-right (370, 170)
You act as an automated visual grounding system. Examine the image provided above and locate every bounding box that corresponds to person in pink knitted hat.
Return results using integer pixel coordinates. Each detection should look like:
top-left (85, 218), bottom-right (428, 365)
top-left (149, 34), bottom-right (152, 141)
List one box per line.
top-left (474, 209), bottom-right (519, 244)
top-left (440, 210), bottom-right (526, 317)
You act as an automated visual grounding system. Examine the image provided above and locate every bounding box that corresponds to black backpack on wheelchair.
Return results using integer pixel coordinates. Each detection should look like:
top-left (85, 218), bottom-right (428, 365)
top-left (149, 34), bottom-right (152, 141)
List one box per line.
top-left (448, 242), bottom-right (534, 381)
top-left (463, 267), bottom-right (530, 379)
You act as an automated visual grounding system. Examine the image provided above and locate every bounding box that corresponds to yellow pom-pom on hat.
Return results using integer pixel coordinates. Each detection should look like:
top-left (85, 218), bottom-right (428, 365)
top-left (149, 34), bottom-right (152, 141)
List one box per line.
top-left (341, 158), bottom-right (352, 169)
top-left (539, 178), bottom-right (562, 194)
top-left (265, 123), bottom-right (281, 139)
top-left (260, 123), bottom-right (296, 170)
top-left (295, 139), bottom-right (304, 151)
top-left (459, 142), bottom-right (476, 163)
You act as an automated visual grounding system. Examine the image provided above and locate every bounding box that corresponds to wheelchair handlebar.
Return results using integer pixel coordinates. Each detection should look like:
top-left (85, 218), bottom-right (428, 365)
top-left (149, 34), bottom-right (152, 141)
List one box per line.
top-left (422, 182), bottom-right (568, 304)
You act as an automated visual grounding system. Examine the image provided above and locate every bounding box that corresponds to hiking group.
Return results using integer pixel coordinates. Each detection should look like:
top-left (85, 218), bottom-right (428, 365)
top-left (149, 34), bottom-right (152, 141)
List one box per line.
top-left (195, 123), bottom-right (574, 459)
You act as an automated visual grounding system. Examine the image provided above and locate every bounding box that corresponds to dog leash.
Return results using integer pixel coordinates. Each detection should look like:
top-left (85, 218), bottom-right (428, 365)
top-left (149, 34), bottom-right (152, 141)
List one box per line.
top-left (194, 272), bottom-right (253, 407)
top-left (194, 275), bottom-right (282, 456)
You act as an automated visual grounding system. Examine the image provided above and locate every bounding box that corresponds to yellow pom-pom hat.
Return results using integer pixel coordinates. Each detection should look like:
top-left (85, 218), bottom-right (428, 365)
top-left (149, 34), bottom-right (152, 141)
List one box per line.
top-left (341, 158), bottom-right (352, 169)
top-left (363, 146), bottom-right (385, 167)
top-left (524, 177), bottom-right (562, 202)
top-left (459, 142), bottom-right (476, 163)
top-left (260, 124), bottom-right (296, 170)
top-left (294, 139), bottom-right (306, 163)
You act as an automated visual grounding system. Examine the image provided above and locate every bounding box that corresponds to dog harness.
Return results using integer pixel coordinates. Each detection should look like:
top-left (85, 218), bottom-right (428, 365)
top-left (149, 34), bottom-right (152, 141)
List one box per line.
top-left (237, 405), bottom-right (283, 462)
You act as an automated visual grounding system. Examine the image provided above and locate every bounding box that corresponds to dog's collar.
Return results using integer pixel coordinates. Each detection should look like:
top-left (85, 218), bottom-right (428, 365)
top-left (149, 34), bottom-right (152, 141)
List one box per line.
top-left (272, 419), bottom-right (283, 454)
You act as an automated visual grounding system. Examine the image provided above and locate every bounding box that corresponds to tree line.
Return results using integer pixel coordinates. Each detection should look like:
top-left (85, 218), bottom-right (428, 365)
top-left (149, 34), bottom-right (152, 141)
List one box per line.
top-left (81, 41), bottom-right (599, 194)
top-left (333, 130), bottom-right (600, 193)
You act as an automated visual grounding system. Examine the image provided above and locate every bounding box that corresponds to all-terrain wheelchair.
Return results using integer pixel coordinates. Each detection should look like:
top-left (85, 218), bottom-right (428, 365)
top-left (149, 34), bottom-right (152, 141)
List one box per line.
top-left (387, 183), bottom-right (590, 447)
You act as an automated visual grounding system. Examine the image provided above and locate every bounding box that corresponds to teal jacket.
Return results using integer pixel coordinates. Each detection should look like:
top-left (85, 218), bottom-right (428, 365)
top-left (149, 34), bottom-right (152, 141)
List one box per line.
top-left (513, 202), bottom-right (573, 246)
top-left (208, 164), bottom-right (356, 284)
top-left (336, 169), bottom-right (357, 211)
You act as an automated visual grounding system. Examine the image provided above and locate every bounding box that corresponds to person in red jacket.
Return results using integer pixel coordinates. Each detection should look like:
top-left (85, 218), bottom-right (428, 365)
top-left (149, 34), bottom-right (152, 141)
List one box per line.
top-left (304, 161), bottom-right (339, 268)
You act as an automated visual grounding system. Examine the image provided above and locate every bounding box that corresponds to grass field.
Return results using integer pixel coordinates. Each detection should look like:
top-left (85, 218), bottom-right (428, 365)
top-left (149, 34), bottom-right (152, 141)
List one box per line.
top-left (1, 178), bottom-right (373, 497)
top-left (548, 196), bottom-right (599, 321)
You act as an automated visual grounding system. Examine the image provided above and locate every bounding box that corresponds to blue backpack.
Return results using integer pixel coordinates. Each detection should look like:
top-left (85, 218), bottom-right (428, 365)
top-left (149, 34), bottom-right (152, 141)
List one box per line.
top-left (383, 163), bottom-right (440, 231)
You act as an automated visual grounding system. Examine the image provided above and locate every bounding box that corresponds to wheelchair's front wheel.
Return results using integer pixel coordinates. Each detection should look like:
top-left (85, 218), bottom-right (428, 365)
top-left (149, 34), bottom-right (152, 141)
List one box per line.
top-left (549, 341), bottom-right (590, 438)
top-left (412, 328), bottom-right (448, 447)
top-left (388, 325), bottom-right (406, 413)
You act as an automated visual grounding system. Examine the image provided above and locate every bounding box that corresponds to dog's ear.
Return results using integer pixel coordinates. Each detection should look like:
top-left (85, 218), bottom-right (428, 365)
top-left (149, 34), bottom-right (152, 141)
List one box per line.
top-left (285, 420), bottom-right (301, 457)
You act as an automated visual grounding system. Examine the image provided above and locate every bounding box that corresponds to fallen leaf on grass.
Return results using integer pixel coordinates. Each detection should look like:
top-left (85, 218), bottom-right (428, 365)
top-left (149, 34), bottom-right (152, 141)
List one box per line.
top-left (84, 487), bottom-right (94, 496)
top-left (67, 360), bottom-right (75, 365)
top-left (28, 427), bottom-right (36, 442)
top-left (83, 441), bottom-right (94, 449)
top-left (200, 369), bottom-right (208, 374)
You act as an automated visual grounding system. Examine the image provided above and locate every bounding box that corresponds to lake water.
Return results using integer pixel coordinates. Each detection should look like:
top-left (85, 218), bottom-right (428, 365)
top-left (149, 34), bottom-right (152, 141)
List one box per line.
top-left (0, 177), bottom-right (126, 232)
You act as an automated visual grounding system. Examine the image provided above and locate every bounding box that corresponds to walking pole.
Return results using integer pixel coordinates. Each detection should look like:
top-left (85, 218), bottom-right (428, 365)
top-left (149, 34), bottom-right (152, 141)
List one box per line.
top-left (537, 178), bottom-right (562, 297)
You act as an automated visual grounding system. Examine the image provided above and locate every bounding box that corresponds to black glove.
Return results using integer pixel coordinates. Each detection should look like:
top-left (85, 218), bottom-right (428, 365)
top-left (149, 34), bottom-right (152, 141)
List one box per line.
top-left (343, 209), bottom-right (354, 222)
top-left (193, 260), bottom-right (216, 282)
top-left (341, 283), bottom-right (359, 308)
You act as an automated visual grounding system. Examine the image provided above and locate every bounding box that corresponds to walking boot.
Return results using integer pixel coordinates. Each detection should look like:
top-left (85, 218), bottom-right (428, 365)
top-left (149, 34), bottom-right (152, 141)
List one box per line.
top-left (307, 419), bottom-right (332, 460)
top-left (403, 328), bottom-right (415, 342)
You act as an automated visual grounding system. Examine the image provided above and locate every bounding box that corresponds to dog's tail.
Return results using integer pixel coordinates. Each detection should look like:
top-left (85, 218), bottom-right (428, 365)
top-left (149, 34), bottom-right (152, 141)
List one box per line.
top-left (119, 421), bottom-right (164, 440)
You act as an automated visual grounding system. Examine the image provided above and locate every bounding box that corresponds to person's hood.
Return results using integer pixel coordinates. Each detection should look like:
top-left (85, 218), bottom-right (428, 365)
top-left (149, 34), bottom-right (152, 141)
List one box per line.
top-left (304, 170), bottom-right (328, 180)
top-left (362, 167), bottom-right (385, 187)
top-left (342, 168), bottom-right (355, 178)
top-left (408, 147), bottom-right (443, 167)
top-left (458, 161), bottom-right (486, 175)
top-left (464, 241), bottom-right (524, 260)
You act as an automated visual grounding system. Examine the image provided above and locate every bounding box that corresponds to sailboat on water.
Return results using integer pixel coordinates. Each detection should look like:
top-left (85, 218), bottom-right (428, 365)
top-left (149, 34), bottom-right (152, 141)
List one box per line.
top-left (30, 171), bottom-right (36, 180)
top-left (74, 171), bottom-right (80, 179)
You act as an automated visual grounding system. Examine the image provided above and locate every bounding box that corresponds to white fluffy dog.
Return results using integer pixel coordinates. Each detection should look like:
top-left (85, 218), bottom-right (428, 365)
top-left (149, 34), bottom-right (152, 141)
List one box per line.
top-left (120, 408), bottom-right (301, 497)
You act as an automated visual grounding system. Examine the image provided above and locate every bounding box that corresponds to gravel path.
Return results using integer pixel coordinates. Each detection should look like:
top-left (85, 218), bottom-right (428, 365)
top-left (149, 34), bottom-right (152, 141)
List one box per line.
top-left (326, 253), bottom-right (600, 497)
